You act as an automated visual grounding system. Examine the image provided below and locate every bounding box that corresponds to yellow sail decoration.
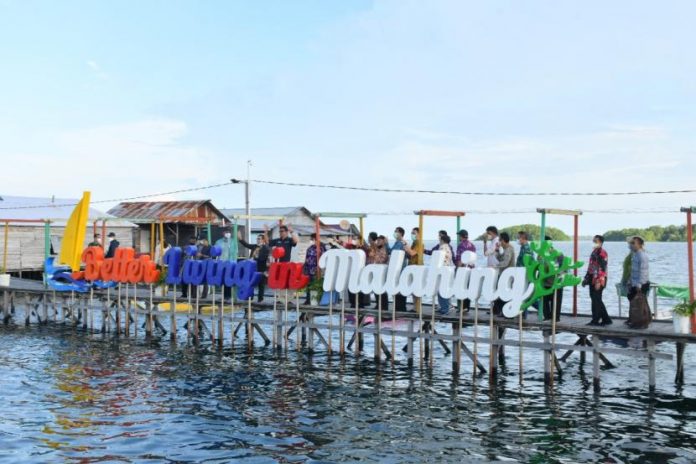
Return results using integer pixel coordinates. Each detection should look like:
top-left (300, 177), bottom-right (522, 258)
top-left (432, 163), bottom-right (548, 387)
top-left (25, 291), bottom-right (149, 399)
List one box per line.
top-left (58, 191), bottom-right (91, 271)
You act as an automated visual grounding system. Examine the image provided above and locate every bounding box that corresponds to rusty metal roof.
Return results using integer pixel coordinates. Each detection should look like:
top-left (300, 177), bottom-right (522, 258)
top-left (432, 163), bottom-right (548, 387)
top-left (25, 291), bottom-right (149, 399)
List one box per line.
top-left (107, 200), bottom-right (229, 223)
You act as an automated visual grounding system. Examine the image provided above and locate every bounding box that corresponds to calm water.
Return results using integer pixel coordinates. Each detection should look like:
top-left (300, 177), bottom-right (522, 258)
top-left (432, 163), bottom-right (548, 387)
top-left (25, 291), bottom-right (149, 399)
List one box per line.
top-left (1, 242), bottom-right (696, 463)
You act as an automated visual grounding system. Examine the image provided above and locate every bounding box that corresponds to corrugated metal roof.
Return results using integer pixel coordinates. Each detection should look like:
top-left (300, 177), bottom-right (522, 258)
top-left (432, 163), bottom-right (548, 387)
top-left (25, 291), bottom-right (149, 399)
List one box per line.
top-left (220, 206), bottom-right (309, 231)
top-left (108, 200), bottom-right (228, 223)
top-left (0, 195), bottom-right (135, 227)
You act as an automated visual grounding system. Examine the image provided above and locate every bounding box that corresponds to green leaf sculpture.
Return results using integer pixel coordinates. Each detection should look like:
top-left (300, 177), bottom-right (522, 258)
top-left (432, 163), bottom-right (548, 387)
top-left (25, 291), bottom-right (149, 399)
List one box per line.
top-left (521, 241), bottom-right (584, 318)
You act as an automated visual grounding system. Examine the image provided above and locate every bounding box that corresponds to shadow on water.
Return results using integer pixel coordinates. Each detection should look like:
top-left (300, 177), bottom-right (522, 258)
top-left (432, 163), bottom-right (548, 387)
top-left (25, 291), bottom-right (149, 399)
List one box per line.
top-left (0, 324), bottom-right (695, 463)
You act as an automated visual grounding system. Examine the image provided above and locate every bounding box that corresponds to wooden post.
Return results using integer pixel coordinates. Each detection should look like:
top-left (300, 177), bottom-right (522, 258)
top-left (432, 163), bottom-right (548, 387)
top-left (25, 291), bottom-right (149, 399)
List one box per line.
top-left (473, 299), bottom-right (479, 378)
top-left (150, 222), bottom-right (156, 260)
top-left (374, 296), bottom-right (382, 362)
top-left (686, 210), bottom-right (696, 333)
top-left (171, 285), bottom-right (177, 340)
top-left (573, 214), bottom-right (579, 317)
top-left (2, 221), bottom-right (8, 272)
top-left (675, 342), bottom-right (685, 384)
top-left (407, 320), bottom-right (414, 367)
top-left (648, 339), bottom-right (656, 391)
top-left (543, 332), bottom-right (551, 385)
top-left (592, 335), bottom-right (601, 391)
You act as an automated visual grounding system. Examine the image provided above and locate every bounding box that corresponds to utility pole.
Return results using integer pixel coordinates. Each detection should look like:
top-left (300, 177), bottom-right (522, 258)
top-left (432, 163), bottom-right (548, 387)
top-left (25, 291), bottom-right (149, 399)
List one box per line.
top-left (245, 160), bottom-right (252, 244)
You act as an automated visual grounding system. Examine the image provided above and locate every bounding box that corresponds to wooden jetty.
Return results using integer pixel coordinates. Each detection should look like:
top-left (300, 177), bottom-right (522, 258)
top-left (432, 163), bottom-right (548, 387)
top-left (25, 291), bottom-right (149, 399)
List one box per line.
top-left (1, 278), bottom-right (692, 392)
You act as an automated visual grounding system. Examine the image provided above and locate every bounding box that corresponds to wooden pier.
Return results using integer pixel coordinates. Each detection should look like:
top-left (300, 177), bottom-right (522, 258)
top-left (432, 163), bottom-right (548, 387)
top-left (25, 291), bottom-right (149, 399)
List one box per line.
top-left (1, 278), bottom-right (692, 391)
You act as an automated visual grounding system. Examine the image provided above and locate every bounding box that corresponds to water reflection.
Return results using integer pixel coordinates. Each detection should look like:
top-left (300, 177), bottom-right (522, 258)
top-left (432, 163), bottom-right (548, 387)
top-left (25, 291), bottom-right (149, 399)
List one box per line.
top-left (0, 324), bottom-right (695, 463)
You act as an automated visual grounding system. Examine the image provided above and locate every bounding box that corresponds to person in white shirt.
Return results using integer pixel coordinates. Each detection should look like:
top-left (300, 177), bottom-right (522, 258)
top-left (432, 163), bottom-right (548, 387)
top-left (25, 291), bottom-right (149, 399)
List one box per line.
top-left (483, 226), bottom-right (500, 268)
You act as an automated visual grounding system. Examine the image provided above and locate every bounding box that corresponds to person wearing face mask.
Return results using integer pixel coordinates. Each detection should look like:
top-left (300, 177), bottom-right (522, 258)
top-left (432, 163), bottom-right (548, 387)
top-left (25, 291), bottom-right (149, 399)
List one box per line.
top-left (238, 232), bottom-right (270, 302)
top-left (214, 228), bottom-right (238, 263)
top-left (105, 232), bottom-right (119, 258)
top-left (403, 227), bottom-right (423, 265)
top-left (389, 227), bottom-right (408, 311)
top-left (492, 232), bottom-right (516, 316)
top-left (302, 233), bottom-right (326, 304)
top-left (582, 235), bottom-right (611, 326)
top-left (483, 226), bottom-right (500, 268)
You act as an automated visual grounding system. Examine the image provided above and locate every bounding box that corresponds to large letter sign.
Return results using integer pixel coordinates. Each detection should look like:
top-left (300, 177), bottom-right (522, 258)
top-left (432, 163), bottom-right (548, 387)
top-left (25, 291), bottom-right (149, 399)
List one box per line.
top-left (317, 249), bottom-right (535, 317)
top-left (162, 246), bottom-right (262, 300)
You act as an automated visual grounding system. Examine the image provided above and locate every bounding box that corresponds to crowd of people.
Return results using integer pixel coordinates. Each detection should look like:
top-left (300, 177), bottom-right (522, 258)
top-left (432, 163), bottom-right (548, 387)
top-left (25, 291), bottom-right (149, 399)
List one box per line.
top-left (91, 224), bottom-right (651, 326)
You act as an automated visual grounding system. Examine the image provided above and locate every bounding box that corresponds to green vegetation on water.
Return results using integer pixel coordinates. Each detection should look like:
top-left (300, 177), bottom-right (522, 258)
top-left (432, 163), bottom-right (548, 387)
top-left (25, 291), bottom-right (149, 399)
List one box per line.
top-left (602, 225), bottom-right (696, 242)
top-left (475, 224), bottom-right (570, 241)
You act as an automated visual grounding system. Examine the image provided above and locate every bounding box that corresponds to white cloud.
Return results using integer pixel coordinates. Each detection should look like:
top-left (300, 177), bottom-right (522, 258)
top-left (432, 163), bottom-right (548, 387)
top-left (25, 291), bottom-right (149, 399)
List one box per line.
top-left (86, 60), bottom-right (109, 80)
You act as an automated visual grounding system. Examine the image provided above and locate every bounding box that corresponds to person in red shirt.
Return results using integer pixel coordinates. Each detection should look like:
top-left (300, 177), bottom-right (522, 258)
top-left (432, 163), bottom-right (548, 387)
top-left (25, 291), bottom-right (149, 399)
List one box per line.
top-left (582, 234), bottom-right (612, 326)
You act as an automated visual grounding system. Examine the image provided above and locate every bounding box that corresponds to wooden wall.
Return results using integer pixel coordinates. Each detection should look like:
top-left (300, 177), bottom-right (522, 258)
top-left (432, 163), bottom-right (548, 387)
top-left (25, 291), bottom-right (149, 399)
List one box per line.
top-left (1, 225), bottom-right (135, 272)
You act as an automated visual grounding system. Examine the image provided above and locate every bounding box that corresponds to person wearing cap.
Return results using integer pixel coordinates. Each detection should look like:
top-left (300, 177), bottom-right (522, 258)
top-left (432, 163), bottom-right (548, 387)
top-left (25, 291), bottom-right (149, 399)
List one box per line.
top-left (105, 232), bottom-right (119, 258)
top-left (454, 229), bottom-right (476, 268)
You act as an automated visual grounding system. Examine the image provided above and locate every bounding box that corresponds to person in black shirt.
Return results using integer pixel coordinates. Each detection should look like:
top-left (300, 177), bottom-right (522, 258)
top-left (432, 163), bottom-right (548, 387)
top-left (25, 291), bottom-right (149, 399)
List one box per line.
top-left (265, 224), bottom-right (298, 262)
top-left (238, 231), bottom-right (270, 302)
top-left (181, 235), bottom-right (198, 298)
top-left (196, 237), bottom-right (211, 299)
top-left (105, 232), bottom-right (119, 258)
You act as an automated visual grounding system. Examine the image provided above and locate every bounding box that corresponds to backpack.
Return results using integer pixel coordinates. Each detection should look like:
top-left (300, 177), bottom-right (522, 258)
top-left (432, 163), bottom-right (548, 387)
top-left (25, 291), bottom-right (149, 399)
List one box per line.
top-left (628, 292), bottom-right (652, 329)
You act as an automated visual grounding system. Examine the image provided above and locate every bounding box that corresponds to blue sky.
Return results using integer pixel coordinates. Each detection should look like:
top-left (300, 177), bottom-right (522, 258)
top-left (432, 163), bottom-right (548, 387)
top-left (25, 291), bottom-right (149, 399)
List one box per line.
top-left (1, 0), bottom-right (695, 237)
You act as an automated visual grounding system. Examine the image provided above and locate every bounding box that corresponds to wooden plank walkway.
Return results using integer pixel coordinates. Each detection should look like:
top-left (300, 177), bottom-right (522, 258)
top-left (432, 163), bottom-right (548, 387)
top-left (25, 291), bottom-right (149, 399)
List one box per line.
top-left (1, 278), bottom-right (693, 391)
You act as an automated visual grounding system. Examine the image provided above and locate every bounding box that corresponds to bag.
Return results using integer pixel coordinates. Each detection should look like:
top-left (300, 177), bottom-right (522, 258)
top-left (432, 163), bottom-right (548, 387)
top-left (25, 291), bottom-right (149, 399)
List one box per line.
top-left (628, 291), bottom-right (652, 329)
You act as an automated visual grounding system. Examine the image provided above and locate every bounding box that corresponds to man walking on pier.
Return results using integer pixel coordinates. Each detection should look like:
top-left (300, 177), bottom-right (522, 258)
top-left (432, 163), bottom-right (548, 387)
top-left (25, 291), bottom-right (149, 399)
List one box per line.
top-left (583, 235), bottom-right (611, 326)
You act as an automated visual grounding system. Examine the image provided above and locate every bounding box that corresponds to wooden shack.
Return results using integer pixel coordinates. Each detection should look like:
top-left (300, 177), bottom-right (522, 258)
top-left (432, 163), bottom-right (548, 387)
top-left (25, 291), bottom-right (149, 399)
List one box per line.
top-left (220, 206), bottom-right (361, 262)
top-left (107, 200), bottom-right (233, 253)
top-left (0, 195), bottom-right (136, 274)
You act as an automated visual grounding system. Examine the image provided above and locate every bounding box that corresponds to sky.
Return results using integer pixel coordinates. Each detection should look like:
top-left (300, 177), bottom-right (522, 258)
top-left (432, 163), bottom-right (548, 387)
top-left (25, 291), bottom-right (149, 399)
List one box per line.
top-left (1, 0), bottom-right (696, 238)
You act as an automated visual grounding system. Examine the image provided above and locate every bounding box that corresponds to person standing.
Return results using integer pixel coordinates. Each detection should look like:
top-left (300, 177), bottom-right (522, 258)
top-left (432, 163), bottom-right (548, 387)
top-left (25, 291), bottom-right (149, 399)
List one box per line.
top-left (628, 236), bottom-right (650, 300)
top-left (437, 235), bottom-right (455, 315)
top-left (302, 233), bottom-right (326, 304)
top-left (88, 233), bottom-right (102, 247)
top-left (181, 235), bottom-right (199, 299)
top-left (215, 228), bottom-right (237, 263)
top-left (516, 231), bottom-right (534, 267)
top-left (425, 230), bottom-right (454, 257)
top-left (404, 227), bottom-right (423, 265)
top-left (389, 227), bottom-right (408, 311)
top-left (492, 232), bottom-right (516, 315)
top-left (454, 229), bottom-right (476, 268)
top-left (542, 237), bottom-right (565, 322)
top-left (196, 237), bottom-right (211, 299)
top-left (238, 232), bottom-right (270, 302)
top-left (105, 232), bottom-right (119, 258)
top-left (369, 235), bottom-right (390, 310)
top-left (266, 224), bottom-right (298, 263)
top-left (583, 235), bottom-right (611, 326)
top-left (483, 226), bottom-right (500, 268)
